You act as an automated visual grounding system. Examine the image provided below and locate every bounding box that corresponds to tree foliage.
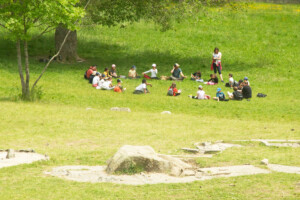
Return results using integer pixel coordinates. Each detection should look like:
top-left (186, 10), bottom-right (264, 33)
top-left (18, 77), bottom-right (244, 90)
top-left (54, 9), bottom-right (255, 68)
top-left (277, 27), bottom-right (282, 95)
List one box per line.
top-left (0, 0), bottom-right (85, 100)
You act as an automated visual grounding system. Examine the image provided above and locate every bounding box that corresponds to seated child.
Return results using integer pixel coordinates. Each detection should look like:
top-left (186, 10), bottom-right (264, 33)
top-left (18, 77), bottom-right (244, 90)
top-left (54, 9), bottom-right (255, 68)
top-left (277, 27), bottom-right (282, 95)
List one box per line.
top-left (128, 65), bottom-right (140, 79)
top-left (167, 82), bottom-right (181, 96)
top-left (213, 88), bottom-right (227, 101)
top-left (228, 87), bottom-right (243, 100)
top-left (244, 77), bottom-right (250, 86)
top-left (109, 64), bottom-right (118, 78)
top-left (191, 71), bottom-right (203, 82)
top-left (242, 82), bottom-right (252, 100)
top-left (226, 73), bottom-right (238, 88)
top-left (101, 77), bottom-right (114, 90)
top-left (142, 64), bottom-right (158, 79)
top-left (114, 79), bottom-right (126, 93)
top-left (188, 85), bottom-right (210, 100)
top-left (204, 74), bottom-right (218, 85)
top-left (92, 72), bottom-right (101, 87)
top-left (133, 79), bottom-right (152, 94)
top-left (96, 74), bottom-right (106, 90)
top-left (103, 68), bottom-right (111, 78)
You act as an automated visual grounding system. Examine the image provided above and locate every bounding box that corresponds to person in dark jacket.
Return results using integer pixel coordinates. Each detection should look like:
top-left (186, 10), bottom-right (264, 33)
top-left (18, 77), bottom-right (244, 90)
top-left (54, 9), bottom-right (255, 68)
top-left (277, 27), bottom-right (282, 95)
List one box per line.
top-left (242, 82), bottom-right (252, 100)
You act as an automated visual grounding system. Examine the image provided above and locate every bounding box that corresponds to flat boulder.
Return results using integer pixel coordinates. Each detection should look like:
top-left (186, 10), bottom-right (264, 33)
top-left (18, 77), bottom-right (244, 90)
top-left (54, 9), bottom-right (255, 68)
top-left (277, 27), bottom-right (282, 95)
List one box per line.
top-left (106, 145), bottom-right (192, 176)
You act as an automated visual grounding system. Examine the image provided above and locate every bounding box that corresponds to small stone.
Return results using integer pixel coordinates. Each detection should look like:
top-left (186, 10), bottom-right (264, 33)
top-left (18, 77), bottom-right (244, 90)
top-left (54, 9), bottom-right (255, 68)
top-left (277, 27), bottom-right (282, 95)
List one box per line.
top-left (86, 107), bottom-right (92, 110)
top-left (110, 107), bottom-right (131, 112)
top-left (161, 111), bottom-right (171, 114)
top-left (6, 149), bottom-right (15, 159)
top-left (261, 159), bottom-right (269, 165)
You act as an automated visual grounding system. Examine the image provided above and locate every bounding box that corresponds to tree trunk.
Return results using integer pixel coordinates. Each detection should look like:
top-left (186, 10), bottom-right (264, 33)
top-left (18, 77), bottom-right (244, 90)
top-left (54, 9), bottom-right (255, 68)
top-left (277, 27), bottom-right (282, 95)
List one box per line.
top-left (16, 40), bottom-right (27, 99)
top-left (24, 40), bottom-right (30, 99)
top-left (55, 25), bottom-right (83, 63)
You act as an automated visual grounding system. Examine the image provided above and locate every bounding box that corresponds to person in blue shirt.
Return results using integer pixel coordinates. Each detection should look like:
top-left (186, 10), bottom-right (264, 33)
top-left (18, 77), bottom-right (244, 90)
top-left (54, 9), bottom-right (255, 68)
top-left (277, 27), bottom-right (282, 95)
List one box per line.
top-left (213, 88), bottom-right (226, 101)
top-left (170, 63), bottom-right (187, 81)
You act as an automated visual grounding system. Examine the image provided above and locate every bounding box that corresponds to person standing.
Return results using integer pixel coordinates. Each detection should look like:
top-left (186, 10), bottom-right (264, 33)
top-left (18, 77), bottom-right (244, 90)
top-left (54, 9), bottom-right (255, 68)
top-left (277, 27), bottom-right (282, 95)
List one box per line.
top-left (211, 47), bottom-right (224, 82)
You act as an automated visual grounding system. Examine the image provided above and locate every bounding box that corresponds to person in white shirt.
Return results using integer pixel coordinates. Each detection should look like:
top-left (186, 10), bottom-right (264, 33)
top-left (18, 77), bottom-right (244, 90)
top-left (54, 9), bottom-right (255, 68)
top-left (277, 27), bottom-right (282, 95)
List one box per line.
top-left (212, 47), bottom-right (224, 82)
top-left (92, 72), bottom-right (101, 87)
top-left (142, 64), bottom-right (158, 79)
top-left (188, 85), bottom-right (210, 100)
top-left (96, 74), bottom-right (106, 90)
top-left (133, 79), bottom-right (152, 94)
top-left (101, 77), bottom-right (114, 90)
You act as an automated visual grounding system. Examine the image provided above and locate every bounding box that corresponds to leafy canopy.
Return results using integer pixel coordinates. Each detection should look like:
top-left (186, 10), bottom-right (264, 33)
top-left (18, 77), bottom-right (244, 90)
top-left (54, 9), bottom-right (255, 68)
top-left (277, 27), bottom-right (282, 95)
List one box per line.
top-left (0, 0), bottom-right (85, 41)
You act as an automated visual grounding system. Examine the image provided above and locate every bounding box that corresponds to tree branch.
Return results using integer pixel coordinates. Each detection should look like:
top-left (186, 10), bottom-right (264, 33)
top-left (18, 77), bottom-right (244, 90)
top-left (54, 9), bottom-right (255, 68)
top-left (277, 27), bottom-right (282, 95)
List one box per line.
top-left (31, 26), bottom-right (56, 40)
top-left (0, 23), bottom-right (11, 32)
top-left (31, 0), bottom-right (92, 91)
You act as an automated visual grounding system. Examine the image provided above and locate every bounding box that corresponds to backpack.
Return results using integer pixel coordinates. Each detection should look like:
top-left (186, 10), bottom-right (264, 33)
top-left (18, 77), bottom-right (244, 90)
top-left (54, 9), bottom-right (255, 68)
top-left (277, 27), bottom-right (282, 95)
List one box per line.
top-left (167, 88), bottom-right (173, 96)
top-left (257, 93), bottom-right (267, 98)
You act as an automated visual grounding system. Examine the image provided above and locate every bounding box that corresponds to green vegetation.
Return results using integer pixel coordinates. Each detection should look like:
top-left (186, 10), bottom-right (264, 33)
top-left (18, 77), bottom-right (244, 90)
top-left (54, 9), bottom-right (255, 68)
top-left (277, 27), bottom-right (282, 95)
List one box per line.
top-left (0, 2), bottom-right (299, 199)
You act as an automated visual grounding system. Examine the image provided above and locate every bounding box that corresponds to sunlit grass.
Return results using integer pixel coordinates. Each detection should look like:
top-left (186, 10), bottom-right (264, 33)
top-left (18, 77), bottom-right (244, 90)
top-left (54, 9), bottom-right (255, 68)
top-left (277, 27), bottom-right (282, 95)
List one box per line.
top-left (0, 2), bottom-right (299, 200)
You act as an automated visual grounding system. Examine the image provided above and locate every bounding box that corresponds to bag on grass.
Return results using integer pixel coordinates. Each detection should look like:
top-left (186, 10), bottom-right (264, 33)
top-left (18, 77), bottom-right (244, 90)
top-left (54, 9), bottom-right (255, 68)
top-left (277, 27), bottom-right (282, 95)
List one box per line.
top-left (257, 93), bottom-right (267, 98)
top-left (167, 88), bottom-right (173, 96)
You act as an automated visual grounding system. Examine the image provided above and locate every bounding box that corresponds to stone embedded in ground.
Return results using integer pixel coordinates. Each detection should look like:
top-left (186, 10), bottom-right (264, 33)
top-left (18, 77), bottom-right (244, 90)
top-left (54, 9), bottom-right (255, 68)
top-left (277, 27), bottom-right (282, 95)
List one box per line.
top-left (261, 159), bottom-right (269, 165)
top-left (161, 111), bottom-right (171, 114)
top-left (181, 148), bottom-right (199, 153)
top-left (196, 165), bottom-right (270, 178)
top-left (106, 145), bottom-right (192, 176)
top-left (195, 142), bottom-right (242, 154)
top-left (259, 140), bottom-right (300, 148)
top-left (267, 164), bottom-right (300, 174)
top-left (46, 164), bottom-right (270, 185)
top-left (110, 107), bottom-right (131, 112)
top-left (6, 149), bottom-right (15, 159)
top-left (1, 151), bottom-right (49, 169)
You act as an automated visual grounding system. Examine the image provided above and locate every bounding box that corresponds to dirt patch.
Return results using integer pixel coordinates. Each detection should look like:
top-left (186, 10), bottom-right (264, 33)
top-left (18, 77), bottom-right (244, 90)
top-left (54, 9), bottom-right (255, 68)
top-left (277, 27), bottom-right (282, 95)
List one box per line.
top-left (0, 151), bottom-right (49, 169)
top-left (45, 165), bottom-right (270, 185)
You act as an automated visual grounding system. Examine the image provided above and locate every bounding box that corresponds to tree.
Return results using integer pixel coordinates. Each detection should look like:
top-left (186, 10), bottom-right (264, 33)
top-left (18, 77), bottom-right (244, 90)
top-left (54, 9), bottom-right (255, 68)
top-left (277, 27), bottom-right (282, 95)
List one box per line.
top-left (55, 0), bottom-right (204, 62)
top-left (0, 0), bottom-right (85, 100)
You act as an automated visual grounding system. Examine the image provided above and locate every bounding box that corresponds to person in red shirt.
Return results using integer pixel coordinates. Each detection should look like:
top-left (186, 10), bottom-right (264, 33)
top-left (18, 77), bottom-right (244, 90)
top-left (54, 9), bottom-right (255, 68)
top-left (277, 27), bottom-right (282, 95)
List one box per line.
top-left (86, 65), bottom-right (97, 79)
top-left (167, 82), bottom-right (181, 96)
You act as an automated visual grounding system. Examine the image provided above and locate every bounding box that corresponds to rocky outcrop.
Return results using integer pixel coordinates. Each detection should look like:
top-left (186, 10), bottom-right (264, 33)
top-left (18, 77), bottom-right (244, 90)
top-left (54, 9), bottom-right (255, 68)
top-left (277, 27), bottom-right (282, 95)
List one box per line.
top-left (106, 145), bottom-right (192, 176)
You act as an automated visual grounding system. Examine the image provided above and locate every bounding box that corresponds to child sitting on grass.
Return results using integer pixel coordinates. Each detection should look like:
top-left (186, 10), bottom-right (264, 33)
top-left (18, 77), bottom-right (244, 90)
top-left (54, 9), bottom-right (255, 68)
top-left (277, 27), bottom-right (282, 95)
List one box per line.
top-left (96, 74), bottom-right (106, 90)
top-left (191, 71), bottom-right (203, 82)
top-left (204, 74), bottom-right (218, 85)
top-left (101, 77), bottom-right (114, 90)
top-left (213, 88), bottom-right (227, 101)
top-left (188, 85), bottom-right (210, 100)
top-left (142, 64), bottom-right (158, 79)
top-left (103, 68), bottom-right (111, 78)
top-left (167, 82), bottom-right (181, 96)
top-left (228, 87), bottom-right (243, 100)
top-left (128, 65), bottom-right (140, 79)
top-left (92, 72), bottom-right (101, 87)
top-left (133, 79), bottom-right (152, 94)
top-left (114, 79), bottom-right (126, 93)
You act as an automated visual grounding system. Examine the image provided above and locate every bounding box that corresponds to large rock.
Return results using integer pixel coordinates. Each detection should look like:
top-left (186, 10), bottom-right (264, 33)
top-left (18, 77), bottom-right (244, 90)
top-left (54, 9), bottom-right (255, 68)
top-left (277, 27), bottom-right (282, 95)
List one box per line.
top-left (106, 145), bottom-right (192, 176)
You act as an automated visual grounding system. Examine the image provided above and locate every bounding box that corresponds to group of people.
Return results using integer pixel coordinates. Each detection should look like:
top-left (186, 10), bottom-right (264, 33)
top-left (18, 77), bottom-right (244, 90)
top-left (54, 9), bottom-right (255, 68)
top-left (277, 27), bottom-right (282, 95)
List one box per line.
top-left (188, 75), bottom-right (252, 101)
top-left (83, 47), bottom-right (252, 100)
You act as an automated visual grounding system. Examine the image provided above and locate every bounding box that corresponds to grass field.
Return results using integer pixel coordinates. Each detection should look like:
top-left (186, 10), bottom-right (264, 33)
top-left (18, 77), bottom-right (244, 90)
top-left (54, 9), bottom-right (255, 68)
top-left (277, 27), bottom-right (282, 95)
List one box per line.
top-left (0, 2), bottom-right (299, 200)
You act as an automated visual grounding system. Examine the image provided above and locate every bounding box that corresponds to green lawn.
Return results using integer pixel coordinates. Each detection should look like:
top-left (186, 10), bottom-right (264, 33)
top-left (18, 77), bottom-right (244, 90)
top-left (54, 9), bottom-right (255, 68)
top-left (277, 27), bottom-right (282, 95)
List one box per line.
top-left (0, 3), bottom-right (299, 200)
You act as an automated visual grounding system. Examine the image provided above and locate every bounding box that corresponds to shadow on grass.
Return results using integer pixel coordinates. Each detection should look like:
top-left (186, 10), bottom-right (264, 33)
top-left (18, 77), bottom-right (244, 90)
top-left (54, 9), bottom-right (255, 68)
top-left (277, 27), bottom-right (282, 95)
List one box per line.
top-left (0, 31), bottom-right (270, 76)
